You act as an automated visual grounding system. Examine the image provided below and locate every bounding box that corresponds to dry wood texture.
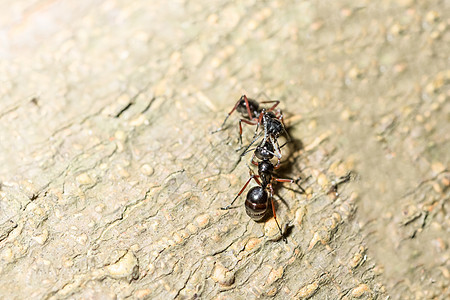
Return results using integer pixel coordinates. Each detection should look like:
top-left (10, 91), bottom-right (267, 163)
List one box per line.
top-left (0, 1), bottom-right (448, 299)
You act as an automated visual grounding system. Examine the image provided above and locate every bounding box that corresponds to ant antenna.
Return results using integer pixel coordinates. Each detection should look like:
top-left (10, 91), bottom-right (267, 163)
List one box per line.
top-left (241, 131), bottom-right (263, 156)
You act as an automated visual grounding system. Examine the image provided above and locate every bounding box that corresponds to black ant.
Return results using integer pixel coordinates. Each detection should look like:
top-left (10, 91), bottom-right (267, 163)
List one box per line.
top-left (212, 95), bottom-right (282, 145)
top-left (221, 141), bottom-right (304, 243)
top-left (240, 107), bottom-right (292, 159)
top-left (249, 139), bottom-right (305, 196)
top-left (242, 136), bottom-right (283, 169)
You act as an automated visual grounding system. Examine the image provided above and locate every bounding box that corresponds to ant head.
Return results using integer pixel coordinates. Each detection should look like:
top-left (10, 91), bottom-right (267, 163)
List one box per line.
top-left (255, 141), bottom-right (275, 160)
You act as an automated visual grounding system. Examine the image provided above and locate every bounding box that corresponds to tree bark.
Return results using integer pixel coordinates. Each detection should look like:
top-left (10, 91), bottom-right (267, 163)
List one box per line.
top-left (0, 1), bottom-right (448, 299)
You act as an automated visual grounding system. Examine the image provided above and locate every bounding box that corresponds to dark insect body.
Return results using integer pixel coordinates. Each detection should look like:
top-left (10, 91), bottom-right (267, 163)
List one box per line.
top-left (222, 140), bottom-right (303, 243)
top-left (218, 94), bottom-right (308, 243)
top-left (212, 95), bottom-right (282, 145)
top-left (241, 107), bottom-right (291, 160)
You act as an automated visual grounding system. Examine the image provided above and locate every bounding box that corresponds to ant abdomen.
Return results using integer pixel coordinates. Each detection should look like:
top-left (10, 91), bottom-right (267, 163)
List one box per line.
top-left (245, 186), bottom-right (268, 221)
top-left (236, 97), bottom-right (260, 118)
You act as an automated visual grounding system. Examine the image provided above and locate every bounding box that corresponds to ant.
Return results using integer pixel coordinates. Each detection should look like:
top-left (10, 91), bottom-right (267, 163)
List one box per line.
top-left (221, 140), bottom-right (304, 243)
top-left (249, 139), bottom-right (305, 196)
top-left (240, 107), bottom-right (292, 160)
top-left (212, 95), bottom-right (282, 145)
top-left (242, 136), bottom-right (283, 169)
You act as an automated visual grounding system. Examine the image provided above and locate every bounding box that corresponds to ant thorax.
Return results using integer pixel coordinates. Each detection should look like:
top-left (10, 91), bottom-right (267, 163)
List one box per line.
top-left (263, 114), bottom-right (283, 137)
top-left (258, 160), bottom-right (274, 186)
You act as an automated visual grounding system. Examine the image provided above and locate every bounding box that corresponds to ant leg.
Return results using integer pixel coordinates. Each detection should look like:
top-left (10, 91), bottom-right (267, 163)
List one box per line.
top-left (242, 95), bottom-right (255, 121)
top-left (250, 150), bottom-right (259, 166)
top-left (241, 110), bottom-right (264, 152)
top-left (221, 174), bottom-right (260, 210)
top-left (247, 166), bottom-right (263, 185)
top-left (256, 110), bottom-right (264, 133)
top-left (273, 137), bottom-right (282, 169)
top-left (273, 177), bottom-right (306, 194)
top-left (212, 95), bottom-right (246, 133)
top-left (246, 110), bottom-right (265, 145)
top-left (273, 178), bottom-right (294, 183)
top-left (278, 111), bottom-right (292, 148)
top-left (253, 91), bottom-right (280, 113)
top-left (241, 147), bottom-right (256, 160)
top-left (273, 154), bottom-right (282, 170)
top-left (327, 172), bottom-right (353, 196)
top-left (295, 178), bottom-right (306, 194)
top-left (269, 136), bottom-right (283, 160)
top-left (242, 111), bottom-right (270, 154)
top-left (268, 184), bottom-right (287, 243)
top-left (238, 119), bottom-right (258, 145)
top-left (241, 131), bottom-right (263, 156)
top-left (259, 100), bottom-right (280, 113)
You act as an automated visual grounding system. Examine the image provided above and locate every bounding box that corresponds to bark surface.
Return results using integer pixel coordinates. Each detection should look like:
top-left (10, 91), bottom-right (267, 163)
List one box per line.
top-left (0, 1), bottom-right (448, 299)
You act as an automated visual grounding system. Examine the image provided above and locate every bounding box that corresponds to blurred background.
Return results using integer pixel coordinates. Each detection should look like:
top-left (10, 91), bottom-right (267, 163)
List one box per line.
top-left (0, 0), bottom-right (448, 299)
